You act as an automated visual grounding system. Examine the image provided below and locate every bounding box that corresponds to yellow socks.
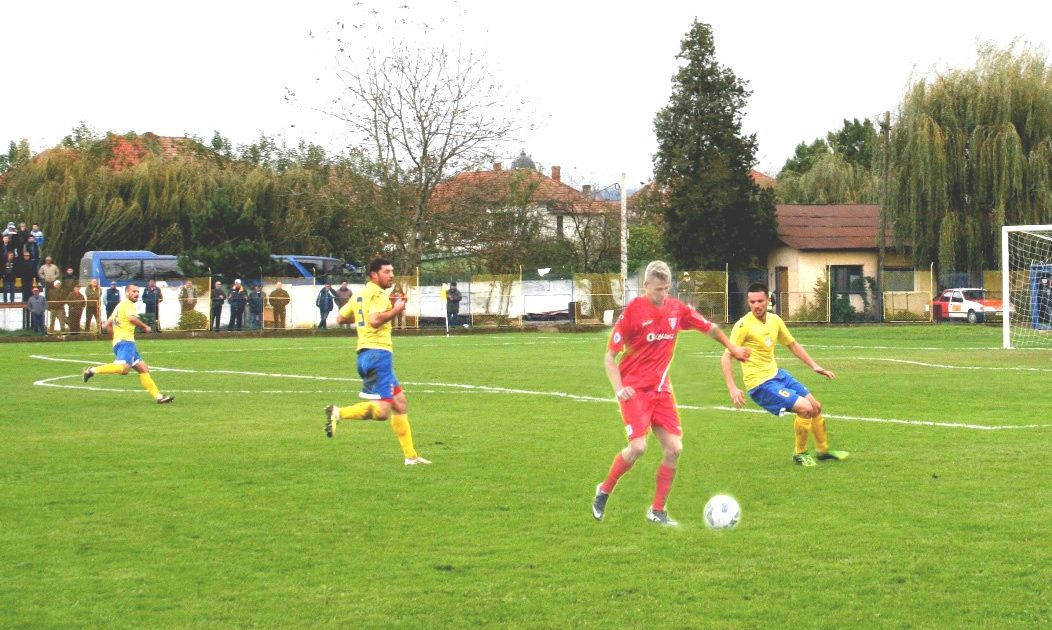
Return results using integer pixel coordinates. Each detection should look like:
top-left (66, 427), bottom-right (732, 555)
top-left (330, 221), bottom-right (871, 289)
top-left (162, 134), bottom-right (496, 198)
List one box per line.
top-left (811, 414), bottom-right (829, 452)
top-left (794, 416), bottom-right (812, 454)
top-left (139, 373), bottom-right (161, 399)
top-left (390, 414), bottom-right (418, 459)
top-left (93, 363), bottom-right (125, 375)
top-left (339, 402), bottom-right (384, 420)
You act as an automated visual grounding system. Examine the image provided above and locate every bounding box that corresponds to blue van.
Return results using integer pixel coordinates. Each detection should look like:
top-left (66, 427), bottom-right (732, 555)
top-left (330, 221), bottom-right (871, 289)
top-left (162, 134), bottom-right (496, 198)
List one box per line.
top-left (79, 251), bottom-right (185, 286)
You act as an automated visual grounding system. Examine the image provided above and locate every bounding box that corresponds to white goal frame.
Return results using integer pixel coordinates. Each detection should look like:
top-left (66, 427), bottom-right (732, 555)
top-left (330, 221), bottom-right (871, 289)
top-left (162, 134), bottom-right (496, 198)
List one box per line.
top-left (1001, 224), bottom-right (1052, 349)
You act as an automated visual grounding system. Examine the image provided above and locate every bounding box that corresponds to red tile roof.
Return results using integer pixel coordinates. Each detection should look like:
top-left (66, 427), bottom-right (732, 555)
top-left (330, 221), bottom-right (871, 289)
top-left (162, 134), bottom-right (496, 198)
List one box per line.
top-left (775, 204), bottom-right (890, 250)
top-left (432, 168), bottom-right (610, 214)
top-left (750, 170), bottom-right (775, 189)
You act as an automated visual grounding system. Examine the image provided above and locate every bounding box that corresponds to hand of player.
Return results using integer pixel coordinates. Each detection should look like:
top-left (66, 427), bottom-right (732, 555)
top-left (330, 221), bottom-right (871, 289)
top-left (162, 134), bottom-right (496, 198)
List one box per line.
top-left (814, 366), bottom-right (835, 379)
top-left (730, 345), bottom-right (750, 362)
top-left (728, 387), bottom-right (745, 408)
top-left (615, 386), bottom-right (635, 401)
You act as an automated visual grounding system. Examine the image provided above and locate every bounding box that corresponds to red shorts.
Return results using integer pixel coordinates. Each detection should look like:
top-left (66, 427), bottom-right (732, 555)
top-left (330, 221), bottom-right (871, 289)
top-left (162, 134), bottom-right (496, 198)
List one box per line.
top-left (618, 388), bottom-right (681, 440)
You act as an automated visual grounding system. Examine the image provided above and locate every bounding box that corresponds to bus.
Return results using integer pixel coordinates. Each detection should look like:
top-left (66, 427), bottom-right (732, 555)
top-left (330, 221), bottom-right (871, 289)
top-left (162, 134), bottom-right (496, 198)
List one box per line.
top-left (79, 251), bottom-right (185, 286)
top-left (271, 255), bottom-right (361, 284)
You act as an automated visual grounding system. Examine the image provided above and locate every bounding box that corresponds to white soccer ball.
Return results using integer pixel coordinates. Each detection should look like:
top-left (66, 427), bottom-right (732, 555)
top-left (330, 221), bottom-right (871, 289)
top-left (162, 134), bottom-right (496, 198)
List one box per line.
top-left (703, 494), bottom-right (741, 530)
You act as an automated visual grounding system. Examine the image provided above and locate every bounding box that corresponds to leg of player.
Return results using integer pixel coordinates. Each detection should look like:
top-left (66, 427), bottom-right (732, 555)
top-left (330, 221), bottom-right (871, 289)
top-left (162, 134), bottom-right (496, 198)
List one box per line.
top-left (391, 393), bottom-right (429, 466)
top-left (805, 395), bottom-right (848, 461)
top-left (133, 361), bottom-right (174, 404)
top-left (593, 436), bottom-right (647, 521)
top-left (790, 397), bottom-right (818, 467)
top-left (645, 427), bottom-right (680, 527)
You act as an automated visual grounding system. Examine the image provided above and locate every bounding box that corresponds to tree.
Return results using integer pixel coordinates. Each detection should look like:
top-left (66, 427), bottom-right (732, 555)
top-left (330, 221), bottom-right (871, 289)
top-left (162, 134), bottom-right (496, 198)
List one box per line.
top-left (776, 118), bottom-right (880, 203)
top-left (652, 21), bottom-right (778, 270)
top-left (885, 43), bottom-right (1052, 274)
top-left (296, 19), bottom-right (522, 270)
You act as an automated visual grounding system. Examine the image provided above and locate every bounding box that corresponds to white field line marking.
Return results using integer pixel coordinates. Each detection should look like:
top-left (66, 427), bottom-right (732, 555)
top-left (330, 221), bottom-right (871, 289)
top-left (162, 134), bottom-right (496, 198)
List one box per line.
top-left (29, 355), bottom-right (1048, 431)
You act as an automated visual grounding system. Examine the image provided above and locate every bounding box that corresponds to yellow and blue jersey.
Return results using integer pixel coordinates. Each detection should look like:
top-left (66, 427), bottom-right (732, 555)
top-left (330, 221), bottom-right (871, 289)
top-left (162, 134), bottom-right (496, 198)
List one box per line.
top-left (111, 300), bottom-right (139, 346)
top-left (355, 281), bottom-right (393, 352)
top-left (728, 311), bottom-right (796, 390)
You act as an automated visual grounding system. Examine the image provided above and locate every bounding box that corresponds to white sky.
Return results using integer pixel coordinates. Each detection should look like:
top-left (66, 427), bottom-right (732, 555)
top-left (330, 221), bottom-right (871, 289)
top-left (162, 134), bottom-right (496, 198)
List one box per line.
top-left (3, 1), bottom-right (1049, 190)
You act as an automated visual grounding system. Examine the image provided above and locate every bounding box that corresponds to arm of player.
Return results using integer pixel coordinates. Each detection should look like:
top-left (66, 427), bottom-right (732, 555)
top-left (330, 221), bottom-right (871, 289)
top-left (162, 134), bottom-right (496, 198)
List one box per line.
top-left (705, 325), bottom-right (750, 362)
top-left (787, 341), bottom-right (834, 379)
top-left (604, 349), bottom-right (633, 401)
top-left (366, 295), bottom-right (407, 328)
top-left (720, 350), bottom-right (746, 408)
top-left (127, 313), bottom-right (151, 333)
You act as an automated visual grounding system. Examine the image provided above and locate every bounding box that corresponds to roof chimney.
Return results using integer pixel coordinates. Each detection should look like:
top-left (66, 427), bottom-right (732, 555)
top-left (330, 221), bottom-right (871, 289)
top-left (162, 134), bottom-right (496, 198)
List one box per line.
top-left (493, 162), bottom-right (503, 171)
top-left (551, 166), bottom-right (561, 182)
top-left (582, 184), bottom-right (592, 198)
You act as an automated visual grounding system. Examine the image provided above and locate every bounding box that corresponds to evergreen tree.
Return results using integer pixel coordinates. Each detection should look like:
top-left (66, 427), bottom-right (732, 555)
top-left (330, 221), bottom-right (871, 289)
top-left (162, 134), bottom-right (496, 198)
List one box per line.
top-left (653, 21), bottom-right (777, 270)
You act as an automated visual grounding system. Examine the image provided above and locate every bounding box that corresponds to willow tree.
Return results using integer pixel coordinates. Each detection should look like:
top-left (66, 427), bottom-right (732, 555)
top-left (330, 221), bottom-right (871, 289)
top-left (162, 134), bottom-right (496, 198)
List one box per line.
top-left (885, 44), bottom-right (1052, 274)
top-left (776, 152), bottom-right (880, 204)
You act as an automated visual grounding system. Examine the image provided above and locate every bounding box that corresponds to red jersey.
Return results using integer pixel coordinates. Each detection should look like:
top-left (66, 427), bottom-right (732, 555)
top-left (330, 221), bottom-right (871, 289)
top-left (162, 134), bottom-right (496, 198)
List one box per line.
top-left (608, 296), bottom-right (714, 392)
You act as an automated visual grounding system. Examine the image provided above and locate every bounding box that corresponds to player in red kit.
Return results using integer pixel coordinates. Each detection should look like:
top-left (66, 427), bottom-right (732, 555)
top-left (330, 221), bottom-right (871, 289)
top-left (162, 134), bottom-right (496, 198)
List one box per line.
top-left (592, 261), bottom-right (750, 526)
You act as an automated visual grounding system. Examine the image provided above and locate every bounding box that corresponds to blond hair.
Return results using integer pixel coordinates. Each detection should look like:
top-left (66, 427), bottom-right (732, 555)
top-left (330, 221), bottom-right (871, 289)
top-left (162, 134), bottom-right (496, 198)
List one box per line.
top-left (643, 260), bottom-right (672, 284)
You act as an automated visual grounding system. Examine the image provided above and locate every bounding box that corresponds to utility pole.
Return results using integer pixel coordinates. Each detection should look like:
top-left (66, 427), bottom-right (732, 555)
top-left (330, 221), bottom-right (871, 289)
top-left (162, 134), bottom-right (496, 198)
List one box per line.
top-left (620, 172), bottom-right (627, 303)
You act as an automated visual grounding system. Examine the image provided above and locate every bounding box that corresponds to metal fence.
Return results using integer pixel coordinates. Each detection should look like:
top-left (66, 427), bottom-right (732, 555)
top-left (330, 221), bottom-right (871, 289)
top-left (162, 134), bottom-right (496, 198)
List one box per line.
top-left (0, 266), bottom-right (1016, 334)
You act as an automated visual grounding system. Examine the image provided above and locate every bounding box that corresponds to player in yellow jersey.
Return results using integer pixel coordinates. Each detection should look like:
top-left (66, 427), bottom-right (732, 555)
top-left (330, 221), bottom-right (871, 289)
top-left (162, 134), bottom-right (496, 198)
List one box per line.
top-left (324, 257), bottom-right (430, 466)
top-left (81, 283), bottom-right (174, 404)
top-left (721, 283), bottom-right (847, 466)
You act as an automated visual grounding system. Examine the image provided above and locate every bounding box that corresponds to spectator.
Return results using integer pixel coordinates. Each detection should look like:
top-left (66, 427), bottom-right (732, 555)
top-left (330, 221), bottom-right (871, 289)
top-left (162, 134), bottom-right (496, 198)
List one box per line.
top-left (446, 281), bottom-right (463, 328)
top-left (268, 281), bottom-right (290, 329)
top-left (30, 224), bottom-right (44, 250)
top-left (178, 279), bottom-right (198, 313)
top-left (1, 235), bottom-right (16, 260)
top-left (105, 281), bottom-right (121, 318)
top-left (22, 235), bottom-right (39, 264)
top-left (60, 267), bottom-right (77, 329)
top-left (37, 256), bottom-right (60, 293)
top-left (210, 281), bottom-right (226, 331)
top-left (15, 223), bottom-right (30, 253)
top-left (84, 279), bottom-right (101, 333)
top-left (67, 284), bottom-right (86, 332)
top-left (48, 280), bottom-right (68, 332)
top-left (247, 283), bottom-right (264, 330)
top-left (2, 252), bottom-right (16, 303)
top-left (142, 279), bottom-right (163, 332)
top-left (334, 281), bottom-right (353, 328)
top-left (227, 279), bottom-right (246, 331)
top-left (392, 281), bottom-right (407, 330)
top-left (17, 251), bottom-right (36, 301)
top-left (316, 282), bottom-right (336, 329)
top-left (27, 286), bottom-right (46, 335)
top-left (2, 222), bottom-right (16, 237)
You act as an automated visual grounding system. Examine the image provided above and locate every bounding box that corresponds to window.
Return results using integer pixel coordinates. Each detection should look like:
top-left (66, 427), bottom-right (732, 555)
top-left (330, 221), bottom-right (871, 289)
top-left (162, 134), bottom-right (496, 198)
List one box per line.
top-left (883, 267), bottom-right (915, 292)
top-left (831, 265), bottom-right (864, 293)
top-left (102, 260), bottom-right (142, 282)
top-left (144, 259), bottom-right (184, 281)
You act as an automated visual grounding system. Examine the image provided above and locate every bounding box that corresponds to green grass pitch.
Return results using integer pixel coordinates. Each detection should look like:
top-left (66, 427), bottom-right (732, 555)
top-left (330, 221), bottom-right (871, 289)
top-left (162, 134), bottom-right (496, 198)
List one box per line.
top-left (1, 325), bottom-right (1049, 627)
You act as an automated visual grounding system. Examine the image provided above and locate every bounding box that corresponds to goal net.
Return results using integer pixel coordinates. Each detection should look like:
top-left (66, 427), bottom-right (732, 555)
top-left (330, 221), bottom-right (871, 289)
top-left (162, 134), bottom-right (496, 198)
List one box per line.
top-left (1002, 225), bottom-right (1052, 349)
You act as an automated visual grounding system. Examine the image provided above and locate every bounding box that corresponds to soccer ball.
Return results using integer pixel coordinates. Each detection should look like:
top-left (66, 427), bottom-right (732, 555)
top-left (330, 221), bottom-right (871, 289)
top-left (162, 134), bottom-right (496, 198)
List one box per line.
top-left (703, 494), bottom-right (741, 530)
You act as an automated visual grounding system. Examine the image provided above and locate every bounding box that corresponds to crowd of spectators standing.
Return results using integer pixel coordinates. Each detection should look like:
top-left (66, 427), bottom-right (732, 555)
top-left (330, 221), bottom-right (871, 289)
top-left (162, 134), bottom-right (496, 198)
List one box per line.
top-left (0, 220), bottom-right (357, 335)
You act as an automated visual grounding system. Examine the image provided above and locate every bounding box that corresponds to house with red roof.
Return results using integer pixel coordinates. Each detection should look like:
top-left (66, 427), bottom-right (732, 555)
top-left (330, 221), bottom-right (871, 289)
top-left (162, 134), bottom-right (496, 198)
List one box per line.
top-left (769, 204), bottom-right (923, 319)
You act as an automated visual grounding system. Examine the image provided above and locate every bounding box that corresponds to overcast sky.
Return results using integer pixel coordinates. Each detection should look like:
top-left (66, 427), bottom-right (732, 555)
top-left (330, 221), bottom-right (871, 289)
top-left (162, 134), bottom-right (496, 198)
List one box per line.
top-left (3, 1), bottom-right (1049, 190)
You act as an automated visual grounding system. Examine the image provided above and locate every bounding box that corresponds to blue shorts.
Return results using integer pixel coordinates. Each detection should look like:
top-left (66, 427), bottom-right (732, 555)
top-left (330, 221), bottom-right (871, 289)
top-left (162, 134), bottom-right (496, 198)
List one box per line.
top-left (357, 348), bottom-right (400, 401)
top-left (748, 369), bottom-right (809, 416)
top-left (113, 341), bottom-right (143, 367)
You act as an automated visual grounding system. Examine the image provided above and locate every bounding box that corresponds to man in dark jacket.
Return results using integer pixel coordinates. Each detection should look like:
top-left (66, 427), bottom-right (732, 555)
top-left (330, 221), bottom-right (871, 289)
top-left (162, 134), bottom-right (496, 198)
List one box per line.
top-left (210, 281), bottom-right (226, 331)
top-left (446, 281), bottom-right (464, 328)
top-left (316, 283), bottom-right (336, 329)
top-left (17, 251), bottom-right (36, 302)
top-left (142, 279), bottom-right (163, 332)
top-left (105, 282), bottom-right (122, 318)
top-left (227, 280), bottom-right (246, 331)
top-left (27, 286), bottom-right (46, 335)
top-left (247, 283), bottom-right (264, 330)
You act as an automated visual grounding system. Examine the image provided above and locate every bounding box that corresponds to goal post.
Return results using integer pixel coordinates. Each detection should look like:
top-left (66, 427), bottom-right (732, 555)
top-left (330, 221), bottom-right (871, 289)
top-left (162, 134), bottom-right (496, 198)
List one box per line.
top-left (1002, 224), bottom-right (1052, 349)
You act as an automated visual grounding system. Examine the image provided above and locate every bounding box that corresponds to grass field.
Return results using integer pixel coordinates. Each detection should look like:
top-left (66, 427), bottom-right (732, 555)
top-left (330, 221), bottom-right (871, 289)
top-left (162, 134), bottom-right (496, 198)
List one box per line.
top-left (2, 325), bottom-right (1050, 627)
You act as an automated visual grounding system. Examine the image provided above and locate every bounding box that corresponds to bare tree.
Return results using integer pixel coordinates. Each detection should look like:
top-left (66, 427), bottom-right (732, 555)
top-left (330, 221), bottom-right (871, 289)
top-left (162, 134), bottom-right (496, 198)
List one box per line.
top-left (314, 33), bottom-right (521, 268)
